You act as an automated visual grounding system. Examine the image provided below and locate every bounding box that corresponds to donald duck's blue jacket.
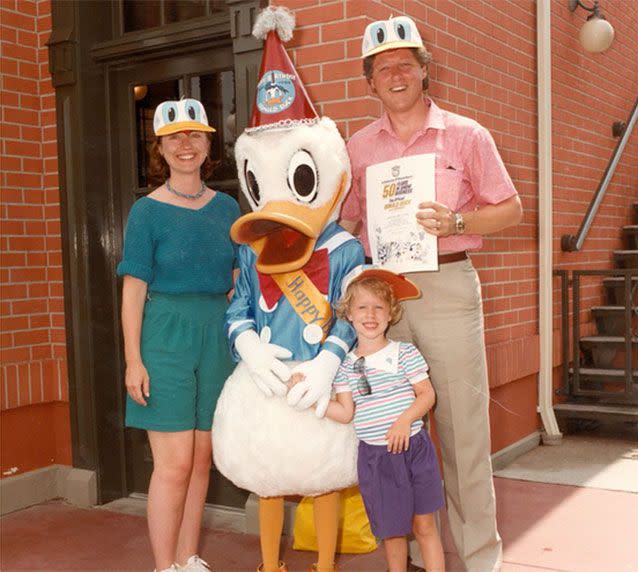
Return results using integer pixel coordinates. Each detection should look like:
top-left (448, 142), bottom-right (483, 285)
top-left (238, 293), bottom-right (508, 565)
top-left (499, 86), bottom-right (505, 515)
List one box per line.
top-left (225, 221), bottom-right (364, 362)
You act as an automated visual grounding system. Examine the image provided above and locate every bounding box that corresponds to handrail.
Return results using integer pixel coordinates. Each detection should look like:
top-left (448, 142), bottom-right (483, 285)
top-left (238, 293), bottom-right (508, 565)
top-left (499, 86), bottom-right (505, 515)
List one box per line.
top-left (561, 97), bottom-right (638, 252)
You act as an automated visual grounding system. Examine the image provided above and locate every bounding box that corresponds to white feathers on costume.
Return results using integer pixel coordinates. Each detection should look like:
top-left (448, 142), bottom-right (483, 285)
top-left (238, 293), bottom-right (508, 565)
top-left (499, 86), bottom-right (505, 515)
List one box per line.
top-left (213, 362), bottom-right (358, 497)
top-left (235, 116), bottom-right (351, 222)
top-left (252, 5), bottom-right (295, 42)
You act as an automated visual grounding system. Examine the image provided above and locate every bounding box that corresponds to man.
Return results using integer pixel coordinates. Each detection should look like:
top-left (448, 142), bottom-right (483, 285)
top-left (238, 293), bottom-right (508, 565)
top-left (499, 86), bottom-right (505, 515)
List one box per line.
top-left (339, 15), bottom-right (523, 572)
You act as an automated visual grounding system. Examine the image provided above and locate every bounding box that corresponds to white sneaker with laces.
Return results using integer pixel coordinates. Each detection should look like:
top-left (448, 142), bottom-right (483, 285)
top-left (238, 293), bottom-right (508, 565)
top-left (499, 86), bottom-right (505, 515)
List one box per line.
top-left (180, 555), bottom-right (212, 571)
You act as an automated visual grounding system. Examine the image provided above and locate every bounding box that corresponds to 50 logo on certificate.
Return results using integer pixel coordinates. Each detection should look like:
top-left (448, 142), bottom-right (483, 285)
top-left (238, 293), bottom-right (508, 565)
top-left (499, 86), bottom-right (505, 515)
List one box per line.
top-left (366, 153), bottom-right (438, 273)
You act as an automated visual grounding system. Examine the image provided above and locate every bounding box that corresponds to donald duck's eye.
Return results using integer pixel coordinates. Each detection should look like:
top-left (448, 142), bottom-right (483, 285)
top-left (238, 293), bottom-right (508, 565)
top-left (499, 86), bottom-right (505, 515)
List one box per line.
top-left (162, 103), bottom-right (179, 124)
top-left (393, 18), bottom-right (412, 41)
top-left (287, 150), bottom-right (318, 203)
top-left (243, 160), bottom-right (260, 204)
top-left (183, 98), bottom-right (201, 121)
top-left (369, 23), bottom-right (387, 47)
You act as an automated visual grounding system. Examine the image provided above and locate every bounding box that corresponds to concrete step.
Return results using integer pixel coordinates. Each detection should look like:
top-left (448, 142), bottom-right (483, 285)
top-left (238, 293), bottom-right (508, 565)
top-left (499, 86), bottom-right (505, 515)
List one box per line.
top-left (580, 336), bottom-right (638, 369)
top-left (554, 402), bottom-right (638, 423)
top-left (602, 276), bottom-right (638, 305)
top-left (614, 250), bottom-right (638, 269)
top-left (623, 225), bottom-right (638, 250)
top-left (592, 305), bottom-right (638, 336)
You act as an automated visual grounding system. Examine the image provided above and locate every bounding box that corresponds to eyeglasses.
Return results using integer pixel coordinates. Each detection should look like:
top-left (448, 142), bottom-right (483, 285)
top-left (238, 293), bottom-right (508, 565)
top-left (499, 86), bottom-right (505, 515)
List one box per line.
top-left (353, 357), bottom-right (371, 396)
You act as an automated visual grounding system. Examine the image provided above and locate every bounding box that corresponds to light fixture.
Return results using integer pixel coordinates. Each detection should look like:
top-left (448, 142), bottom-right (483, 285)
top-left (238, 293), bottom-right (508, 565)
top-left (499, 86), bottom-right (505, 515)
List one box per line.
top-left (568, 0), bottom-right (615, 53)
top-left (133, 84), bottom-right (148, 101)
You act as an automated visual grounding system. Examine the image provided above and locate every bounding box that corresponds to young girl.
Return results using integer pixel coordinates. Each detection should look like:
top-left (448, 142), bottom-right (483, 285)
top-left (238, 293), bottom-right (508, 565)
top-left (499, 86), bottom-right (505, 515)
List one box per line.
top-left (325, 268), bottom-right (445, 572)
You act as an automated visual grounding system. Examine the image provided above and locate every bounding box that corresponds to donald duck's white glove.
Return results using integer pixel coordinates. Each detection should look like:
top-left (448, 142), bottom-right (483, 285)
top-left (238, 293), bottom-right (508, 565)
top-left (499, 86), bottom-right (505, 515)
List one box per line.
top-left (234, 329), bottom-right (292, 397)
top-left (286, 350), bottom-right (341, 418)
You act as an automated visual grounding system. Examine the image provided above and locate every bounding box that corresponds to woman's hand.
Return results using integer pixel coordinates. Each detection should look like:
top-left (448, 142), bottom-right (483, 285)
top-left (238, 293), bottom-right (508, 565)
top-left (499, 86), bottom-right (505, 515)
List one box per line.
top-left (125, 360), bottom-right (150, 406)
top-left (386, 415), bottom-right (412, 453)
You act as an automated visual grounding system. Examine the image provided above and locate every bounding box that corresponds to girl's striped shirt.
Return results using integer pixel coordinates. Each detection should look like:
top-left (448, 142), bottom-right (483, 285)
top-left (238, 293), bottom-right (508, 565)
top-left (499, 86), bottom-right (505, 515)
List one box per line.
top-left (333, 340), bottom-right (429, 445)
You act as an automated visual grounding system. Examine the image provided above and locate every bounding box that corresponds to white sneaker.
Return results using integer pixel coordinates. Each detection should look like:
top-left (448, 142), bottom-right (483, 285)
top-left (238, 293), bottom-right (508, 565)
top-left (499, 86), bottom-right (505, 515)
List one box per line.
top-left (180, 555), bottom-right (212, 571)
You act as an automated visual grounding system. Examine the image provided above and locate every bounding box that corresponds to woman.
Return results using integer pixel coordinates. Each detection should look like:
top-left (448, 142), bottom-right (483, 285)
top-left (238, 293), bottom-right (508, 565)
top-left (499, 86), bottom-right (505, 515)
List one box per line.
top-left (117, 98), bottom-right (239, 572)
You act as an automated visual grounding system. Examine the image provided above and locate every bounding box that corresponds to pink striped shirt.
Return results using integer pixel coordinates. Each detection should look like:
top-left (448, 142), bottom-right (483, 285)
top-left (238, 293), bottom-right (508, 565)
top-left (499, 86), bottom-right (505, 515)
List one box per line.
top-left (341, 98), bottom-right (517, 257)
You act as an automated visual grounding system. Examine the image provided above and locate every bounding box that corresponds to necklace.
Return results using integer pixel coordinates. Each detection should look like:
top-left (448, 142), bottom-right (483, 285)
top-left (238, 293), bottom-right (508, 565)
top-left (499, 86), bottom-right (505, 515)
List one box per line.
top-left (166, 179), bottom-right (207, 200)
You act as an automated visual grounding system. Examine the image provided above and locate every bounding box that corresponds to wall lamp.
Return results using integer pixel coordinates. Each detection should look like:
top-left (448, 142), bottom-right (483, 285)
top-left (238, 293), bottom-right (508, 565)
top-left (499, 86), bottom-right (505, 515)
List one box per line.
top-left (568, 0), bottom-right (615, 53)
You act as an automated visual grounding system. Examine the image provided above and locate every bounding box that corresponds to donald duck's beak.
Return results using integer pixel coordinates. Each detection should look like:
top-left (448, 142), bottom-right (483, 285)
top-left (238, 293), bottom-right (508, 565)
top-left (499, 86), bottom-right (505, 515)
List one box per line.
top-left (231, 172), bottom-right (348, 274)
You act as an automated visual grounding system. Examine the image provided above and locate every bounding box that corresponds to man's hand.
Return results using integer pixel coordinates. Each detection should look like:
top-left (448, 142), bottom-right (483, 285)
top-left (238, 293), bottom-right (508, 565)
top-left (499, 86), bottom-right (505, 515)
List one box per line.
top-left (286, 350), bottom-right (341, 418)
top-left (235, 330), bottom-right (292, 397)
top-left (386, 415), bottom-right (412, 453)
top-left (416, 200), bottom-right (456, 237)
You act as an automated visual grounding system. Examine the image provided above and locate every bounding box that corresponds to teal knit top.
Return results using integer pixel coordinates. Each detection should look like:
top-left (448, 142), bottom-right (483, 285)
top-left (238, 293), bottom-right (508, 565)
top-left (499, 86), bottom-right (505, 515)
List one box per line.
top-left (117, 192), bottom-right (240, 294)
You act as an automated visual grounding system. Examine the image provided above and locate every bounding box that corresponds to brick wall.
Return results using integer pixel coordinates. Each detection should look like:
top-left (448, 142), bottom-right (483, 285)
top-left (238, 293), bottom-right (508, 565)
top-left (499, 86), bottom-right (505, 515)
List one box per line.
top-left (0, 0), bottom-right (69, 473)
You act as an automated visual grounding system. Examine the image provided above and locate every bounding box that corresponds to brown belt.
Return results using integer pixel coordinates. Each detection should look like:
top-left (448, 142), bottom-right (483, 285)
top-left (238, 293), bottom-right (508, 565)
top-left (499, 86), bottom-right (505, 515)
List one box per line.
top-left (438, 251), bottom-right (468, 264)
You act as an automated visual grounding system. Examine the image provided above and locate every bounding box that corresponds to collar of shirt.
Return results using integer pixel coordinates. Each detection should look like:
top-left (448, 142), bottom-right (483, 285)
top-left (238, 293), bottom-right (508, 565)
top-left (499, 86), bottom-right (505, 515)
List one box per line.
top-left (373, 97), bottom-right (447, 141)
top-left (348, 340), bottom-right (400, 374)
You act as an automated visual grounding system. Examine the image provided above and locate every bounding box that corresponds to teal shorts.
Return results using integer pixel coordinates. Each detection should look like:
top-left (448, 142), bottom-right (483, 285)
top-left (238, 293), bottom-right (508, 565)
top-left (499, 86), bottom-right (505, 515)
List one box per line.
top-left (125, 292), bottom-right (235, 432)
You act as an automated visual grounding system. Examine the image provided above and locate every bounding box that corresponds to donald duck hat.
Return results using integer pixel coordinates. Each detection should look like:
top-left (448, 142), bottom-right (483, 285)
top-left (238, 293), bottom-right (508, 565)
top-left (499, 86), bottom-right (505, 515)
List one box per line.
top-left (342, 265), bottom-right (421, 302)
top-left (361, 15), bottom-right (424, 58)
top-left (153, 98), bottom-right (216, 136)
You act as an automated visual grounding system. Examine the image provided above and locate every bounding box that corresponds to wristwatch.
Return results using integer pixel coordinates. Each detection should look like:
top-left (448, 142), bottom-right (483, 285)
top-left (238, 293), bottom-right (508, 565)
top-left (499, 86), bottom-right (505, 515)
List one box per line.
top-left (453, 212), bottom-right (466, 235)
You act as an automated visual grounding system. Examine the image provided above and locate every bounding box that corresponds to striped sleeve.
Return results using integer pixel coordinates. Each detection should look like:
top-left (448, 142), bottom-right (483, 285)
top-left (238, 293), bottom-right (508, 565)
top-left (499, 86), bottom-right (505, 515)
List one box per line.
top-left (333, 360), bottom-right (353, 394)
top-left (399, 343), bottom-right (429, 383)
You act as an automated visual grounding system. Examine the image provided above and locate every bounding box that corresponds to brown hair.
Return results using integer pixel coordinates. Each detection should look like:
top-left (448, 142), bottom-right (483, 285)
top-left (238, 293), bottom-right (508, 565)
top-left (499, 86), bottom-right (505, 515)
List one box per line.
top-left (337, 277), bottom-right (403, 326)
top-left (363, 47), bottom-right (432, 91)
top-left (146, 133), bottom-right (217, 186)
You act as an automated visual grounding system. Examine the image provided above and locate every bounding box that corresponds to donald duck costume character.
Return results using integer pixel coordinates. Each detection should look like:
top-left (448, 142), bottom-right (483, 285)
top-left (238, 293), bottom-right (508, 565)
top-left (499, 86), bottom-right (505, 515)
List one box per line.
top-left (212, 7), bottom-right (364, 572)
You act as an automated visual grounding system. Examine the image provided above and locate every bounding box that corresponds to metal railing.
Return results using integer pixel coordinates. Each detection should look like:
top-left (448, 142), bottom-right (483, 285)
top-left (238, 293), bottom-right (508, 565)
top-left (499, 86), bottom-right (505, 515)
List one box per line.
top-left (561, 97), bottom-right (638, 252)
top-left (558, 268), bottom-right (637, 401)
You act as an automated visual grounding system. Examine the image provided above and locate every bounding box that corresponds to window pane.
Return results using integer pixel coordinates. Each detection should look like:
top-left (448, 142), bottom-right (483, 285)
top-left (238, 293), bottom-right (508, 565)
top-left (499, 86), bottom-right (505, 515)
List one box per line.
top-left (123, 0), bottom-right (161, 32)
top-left (164, 1), bottom-right (206, 24)
top-left (195, 71), bottom-right (237, 186)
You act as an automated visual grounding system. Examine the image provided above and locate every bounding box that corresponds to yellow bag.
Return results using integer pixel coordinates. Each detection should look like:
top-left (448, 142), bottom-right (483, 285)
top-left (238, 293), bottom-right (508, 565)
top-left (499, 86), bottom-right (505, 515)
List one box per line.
top-left (292, 486), bottom-right (377, 554)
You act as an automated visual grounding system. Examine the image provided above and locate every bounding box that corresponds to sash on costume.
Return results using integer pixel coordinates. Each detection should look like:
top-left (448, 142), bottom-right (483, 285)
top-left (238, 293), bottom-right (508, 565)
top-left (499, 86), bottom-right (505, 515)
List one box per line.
top-left (271, 270), bottom-right (332, 341)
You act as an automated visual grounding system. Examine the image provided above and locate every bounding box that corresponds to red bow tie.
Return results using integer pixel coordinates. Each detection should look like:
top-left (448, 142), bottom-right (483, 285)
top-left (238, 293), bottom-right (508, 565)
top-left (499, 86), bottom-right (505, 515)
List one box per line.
top-left (258, 248), bottom-right (330, 308)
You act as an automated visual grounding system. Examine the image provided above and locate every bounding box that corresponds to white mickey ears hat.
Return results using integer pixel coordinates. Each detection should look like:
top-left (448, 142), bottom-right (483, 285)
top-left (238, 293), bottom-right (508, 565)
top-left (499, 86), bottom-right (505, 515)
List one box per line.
top-left (153, 98), bottom-right (216, 136)
top-left (361, 15), bottom-right (424, 58)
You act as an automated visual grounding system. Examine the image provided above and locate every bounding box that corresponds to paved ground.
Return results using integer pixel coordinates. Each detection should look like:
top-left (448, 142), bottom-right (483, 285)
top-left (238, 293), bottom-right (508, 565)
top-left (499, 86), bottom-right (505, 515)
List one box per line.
top-left (2, 475), bottom-right (637, 572)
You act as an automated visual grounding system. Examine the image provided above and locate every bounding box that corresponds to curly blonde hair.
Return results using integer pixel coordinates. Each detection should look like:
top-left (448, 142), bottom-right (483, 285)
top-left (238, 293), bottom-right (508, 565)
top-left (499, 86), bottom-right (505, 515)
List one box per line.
top-left (336, 277), bottom-right (403, 326)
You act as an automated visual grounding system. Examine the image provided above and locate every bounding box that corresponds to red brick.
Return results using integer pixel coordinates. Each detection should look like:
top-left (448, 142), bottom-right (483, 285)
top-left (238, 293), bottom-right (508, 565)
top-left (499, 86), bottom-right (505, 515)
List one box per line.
top-left (10, 267), bottom-right (47, 282)
top-left (323, 59), bottom-right (361, 81)
top-left (295, 42), bottom-right (344, 66)
top-left (5, 204), bottom-right (43, 219)
top-left (295, 3), bottom-right (343, 27)
top-left (1, 283), bottom-right (28, 299)
top-left (14, 328), bottom-right (49, 346)
top-left (0, 42), bottom-right (36, 63)
top-left (4, 364), bottom-right (18, 409)
top-left (28, 282), bottom-right (48, 297)
top-left (0, 315), bottom-right (29, 330)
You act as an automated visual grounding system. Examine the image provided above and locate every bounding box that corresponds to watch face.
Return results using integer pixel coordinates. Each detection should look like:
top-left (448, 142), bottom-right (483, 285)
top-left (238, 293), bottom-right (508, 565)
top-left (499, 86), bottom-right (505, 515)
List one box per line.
top-left (455, 213), bottom-right (465, 233)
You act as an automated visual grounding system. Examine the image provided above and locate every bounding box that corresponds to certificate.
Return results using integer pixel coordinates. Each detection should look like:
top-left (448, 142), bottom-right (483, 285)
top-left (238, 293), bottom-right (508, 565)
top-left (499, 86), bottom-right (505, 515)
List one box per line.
top-left (365, 153), bottom-right (438, 273)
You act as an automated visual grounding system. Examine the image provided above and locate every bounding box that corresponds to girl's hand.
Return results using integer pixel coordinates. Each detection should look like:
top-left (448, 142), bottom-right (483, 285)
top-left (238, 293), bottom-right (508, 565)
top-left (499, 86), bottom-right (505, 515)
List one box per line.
top-left (287, 372), bottom-right (306, 391)
top-left (386, 416), bottom-right (411, 453)
top-left (125, 361), bottom-right (150, 406)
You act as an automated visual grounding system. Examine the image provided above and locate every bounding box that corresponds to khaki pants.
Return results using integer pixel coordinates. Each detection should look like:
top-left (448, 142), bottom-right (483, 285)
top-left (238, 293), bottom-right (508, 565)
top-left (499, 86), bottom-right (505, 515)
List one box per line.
top-left (389, 257), bottom-right (502, 572)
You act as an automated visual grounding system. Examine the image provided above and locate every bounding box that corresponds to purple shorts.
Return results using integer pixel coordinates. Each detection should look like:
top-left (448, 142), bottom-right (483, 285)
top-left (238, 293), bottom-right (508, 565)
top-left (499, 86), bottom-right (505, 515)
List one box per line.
top-left (357, 429), bottom-right (444, 539)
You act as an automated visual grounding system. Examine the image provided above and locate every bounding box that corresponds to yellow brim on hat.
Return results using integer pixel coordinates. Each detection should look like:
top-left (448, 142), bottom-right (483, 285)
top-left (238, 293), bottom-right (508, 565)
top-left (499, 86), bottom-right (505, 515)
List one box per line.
top-left (155, 121), bottom-right (216, 136)
top-left (361, 39), bottom-right (424, 59)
